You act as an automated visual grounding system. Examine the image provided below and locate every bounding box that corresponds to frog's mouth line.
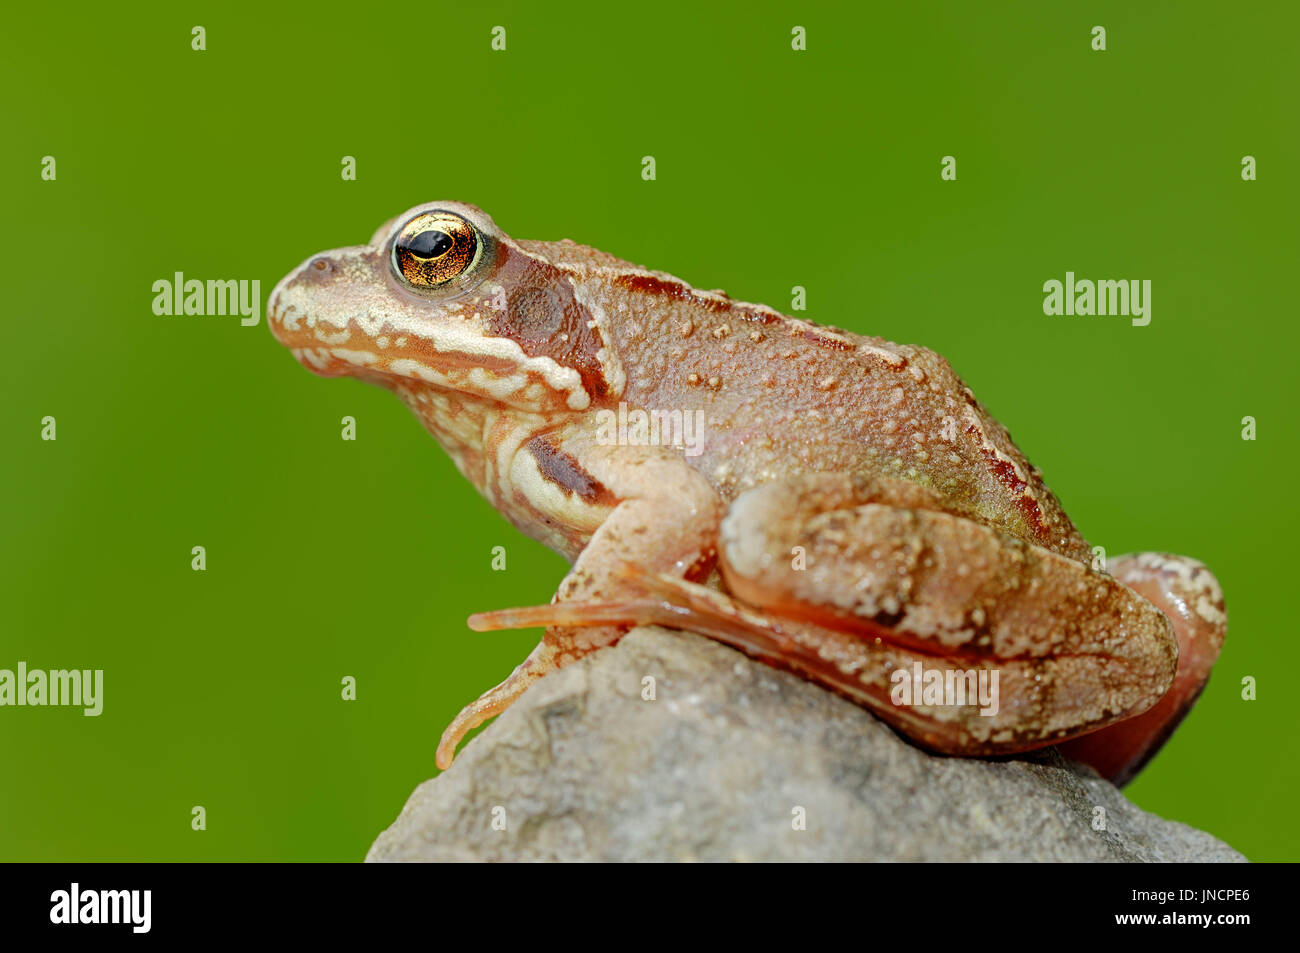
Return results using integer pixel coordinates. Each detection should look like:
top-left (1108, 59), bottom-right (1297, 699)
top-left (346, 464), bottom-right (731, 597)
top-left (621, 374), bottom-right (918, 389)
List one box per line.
top-left (270, 300), bottom-right (587, 418)
top-left (270, 297), bottom-right (595, 415)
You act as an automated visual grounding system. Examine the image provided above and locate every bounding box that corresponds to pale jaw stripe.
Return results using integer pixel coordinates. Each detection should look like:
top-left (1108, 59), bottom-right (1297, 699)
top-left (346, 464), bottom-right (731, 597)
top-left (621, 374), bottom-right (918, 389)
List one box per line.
top-left (310, 299), bottom-right (591, 410)
top-left (292, 347), bottom-right (332, 371)
top-left (387, 357), bottom-right (586, 410)
top-left (331, 348), bottom-right (381, 367)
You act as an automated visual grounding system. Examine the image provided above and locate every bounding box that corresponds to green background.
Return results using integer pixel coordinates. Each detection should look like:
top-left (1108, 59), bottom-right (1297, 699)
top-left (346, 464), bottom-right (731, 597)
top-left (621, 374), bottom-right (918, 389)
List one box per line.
top-left (2, 1), bottom-right (1295, 861)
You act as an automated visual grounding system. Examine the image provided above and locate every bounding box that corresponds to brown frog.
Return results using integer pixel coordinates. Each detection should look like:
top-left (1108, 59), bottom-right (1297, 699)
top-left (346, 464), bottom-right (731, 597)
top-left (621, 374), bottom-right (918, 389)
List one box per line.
top-left (268, 201), bottom-right (1226, 784)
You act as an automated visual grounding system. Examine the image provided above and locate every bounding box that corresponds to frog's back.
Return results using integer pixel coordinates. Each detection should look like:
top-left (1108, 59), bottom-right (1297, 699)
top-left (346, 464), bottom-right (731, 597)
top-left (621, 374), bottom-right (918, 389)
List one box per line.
top-left (547, 243), bottom-right (1092, 565)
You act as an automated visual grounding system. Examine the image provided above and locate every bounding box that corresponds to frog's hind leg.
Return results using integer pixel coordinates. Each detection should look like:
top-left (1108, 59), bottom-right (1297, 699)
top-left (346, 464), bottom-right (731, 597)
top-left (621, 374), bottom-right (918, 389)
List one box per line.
top-left (711, 475), bottom-right (1181, 755)
top-left (468, 474), bottom-right (1187, 761)
top-left (1059, 553), bottom-right (1227, 785)
top-left (471, 566), bottom-right (1065, 756)
top-left (467, 568), bottom-right (883, 711)
top-left (469, 564), bottom-right (806, 664)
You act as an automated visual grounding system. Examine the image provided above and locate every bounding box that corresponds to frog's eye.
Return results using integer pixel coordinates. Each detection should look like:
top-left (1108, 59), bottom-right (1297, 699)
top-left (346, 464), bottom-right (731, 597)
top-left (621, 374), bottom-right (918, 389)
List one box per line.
top-left (392, 211), bottom-right (479, 288)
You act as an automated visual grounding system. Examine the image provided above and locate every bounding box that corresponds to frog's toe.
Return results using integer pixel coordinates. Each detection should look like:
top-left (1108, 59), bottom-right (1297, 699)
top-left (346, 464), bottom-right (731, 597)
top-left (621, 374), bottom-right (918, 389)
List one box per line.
top-left (436, 638), bottom-right (563, 770)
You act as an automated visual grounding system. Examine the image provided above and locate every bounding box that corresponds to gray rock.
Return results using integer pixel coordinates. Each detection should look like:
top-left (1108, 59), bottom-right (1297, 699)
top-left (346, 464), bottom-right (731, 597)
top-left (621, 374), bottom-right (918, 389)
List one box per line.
top-left (367, 627), bottom-right (1246, 862)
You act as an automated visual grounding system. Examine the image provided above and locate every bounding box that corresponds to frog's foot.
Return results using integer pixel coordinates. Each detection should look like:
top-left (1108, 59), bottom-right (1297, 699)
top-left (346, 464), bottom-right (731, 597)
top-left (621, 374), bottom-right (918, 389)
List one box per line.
top-left (468, 553), bottom-right (1181, 760)
top-left (469, 566), bottom-right (812, 676)
top-left (472, 572), bottom-right (1027, 756)
top-left (1058, 553), bottom-right (1227, 786)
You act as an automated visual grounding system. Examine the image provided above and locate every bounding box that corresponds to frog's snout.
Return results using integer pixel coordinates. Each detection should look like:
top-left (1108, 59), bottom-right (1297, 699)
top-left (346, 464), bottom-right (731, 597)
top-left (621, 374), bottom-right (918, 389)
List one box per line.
top-left (267, 247), bottom-right (380, 377)
top-left (269, 254), bottom-right (338, 342)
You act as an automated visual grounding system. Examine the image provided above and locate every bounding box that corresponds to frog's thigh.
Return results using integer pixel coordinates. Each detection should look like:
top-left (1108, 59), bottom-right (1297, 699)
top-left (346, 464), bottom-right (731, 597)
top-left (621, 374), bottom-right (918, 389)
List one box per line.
top-left (718, 476), bottom-right (1179, 725)
top-left (1059, 552), bottom-right (1226, 785)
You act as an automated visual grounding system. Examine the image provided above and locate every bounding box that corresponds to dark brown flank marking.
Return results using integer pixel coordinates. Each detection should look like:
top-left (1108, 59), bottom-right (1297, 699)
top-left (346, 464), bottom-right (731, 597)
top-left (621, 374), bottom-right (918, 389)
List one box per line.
top-left (615, 273), bottom-right (731, 313)
top-left (526, 434), bottom-right (618, 506)
top-left (487, 245), bottom-right (609, 399)
top-left (966, 426), bottom-right (1049, 540)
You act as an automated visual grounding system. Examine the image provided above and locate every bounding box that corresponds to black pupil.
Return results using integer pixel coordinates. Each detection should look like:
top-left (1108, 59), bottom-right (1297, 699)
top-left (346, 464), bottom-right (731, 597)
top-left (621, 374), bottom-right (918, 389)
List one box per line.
top-left (408, 229), bottom-right (454, 259)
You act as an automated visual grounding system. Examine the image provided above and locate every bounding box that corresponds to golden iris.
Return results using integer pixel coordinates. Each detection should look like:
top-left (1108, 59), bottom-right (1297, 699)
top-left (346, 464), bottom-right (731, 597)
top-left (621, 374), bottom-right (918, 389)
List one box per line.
top-left (393, 212), bottom-right (478, 287)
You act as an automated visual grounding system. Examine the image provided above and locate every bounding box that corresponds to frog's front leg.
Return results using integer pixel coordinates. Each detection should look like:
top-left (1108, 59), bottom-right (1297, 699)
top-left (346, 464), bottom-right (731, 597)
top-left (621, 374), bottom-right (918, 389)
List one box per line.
top-left (435, 441), bottom-right (722, 769)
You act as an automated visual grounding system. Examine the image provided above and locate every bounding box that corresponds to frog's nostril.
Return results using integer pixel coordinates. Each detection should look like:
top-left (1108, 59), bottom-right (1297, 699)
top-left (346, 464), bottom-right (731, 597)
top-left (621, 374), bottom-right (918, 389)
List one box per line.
top-left (298, 256), bottom-right (338, 287)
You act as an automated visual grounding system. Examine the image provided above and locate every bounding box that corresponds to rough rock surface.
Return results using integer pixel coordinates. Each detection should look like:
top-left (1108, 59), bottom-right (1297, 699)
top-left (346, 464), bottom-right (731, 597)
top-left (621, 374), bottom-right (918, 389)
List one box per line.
top-left (367, 627), bottom-right (1245, 862)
